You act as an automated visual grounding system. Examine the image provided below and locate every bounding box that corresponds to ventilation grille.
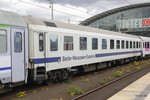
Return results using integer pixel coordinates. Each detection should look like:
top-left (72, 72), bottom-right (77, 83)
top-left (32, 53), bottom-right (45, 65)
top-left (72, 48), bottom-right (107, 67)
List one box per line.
top-left (44, 21), bottom-right (57, 27)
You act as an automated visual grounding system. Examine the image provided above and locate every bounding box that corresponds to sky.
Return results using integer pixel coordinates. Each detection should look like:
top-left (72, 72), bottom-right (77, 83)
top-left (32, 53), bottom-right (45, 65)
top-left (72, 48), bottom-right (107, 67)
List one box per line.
top-left (0, 0), bottom-right (149, 24)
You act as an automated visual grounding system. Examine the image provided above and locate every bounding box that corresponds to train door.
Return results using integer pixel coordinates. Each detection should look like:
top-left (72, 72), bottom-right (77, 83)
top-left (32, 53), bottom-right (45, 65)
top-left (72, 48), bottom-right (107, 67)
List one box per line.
top-left (141, 41), bottom-right (145, 57)
top-left (11, 28), bottom-right (25, 83)
top-left (34, 32), bottom-right (47, 81)
top-left (38, 32), bottom-right (46, 64)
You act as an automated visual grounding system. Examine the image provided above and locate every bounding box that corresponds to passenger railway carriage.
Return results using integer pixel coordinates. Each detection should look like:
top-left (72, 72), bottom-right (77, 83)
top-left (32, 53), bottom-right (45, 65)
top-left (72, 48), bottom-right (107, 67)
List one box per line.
top-left (0, 10), bottom-right (150, 90)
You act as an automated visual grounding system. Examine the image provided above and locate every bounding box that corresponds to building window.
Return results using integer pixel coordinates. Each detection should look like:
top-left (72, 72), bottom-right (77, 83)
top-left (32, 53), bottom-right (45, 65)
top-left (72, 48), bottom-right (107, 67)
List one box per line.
top-left (121, 40), bottom-right (124, 49)
top-left (80, 37), bottom-right (87, 50)
top-left (102, 39), bottom-right (107, 49)
top-left (130, 41), bottom-right (132, 48)
top-left (116, 40), bottom-right (120, 49)
top-left (64, 36), bottom-right (73, 50)
top-left (39, 33), bottom-right (44, 52)
top-left (126, 41), bottom-right (129, 49)
top-left (92, 38), bottom-right (98, 50)
top-left (110, 39), bottom-right (114, 49)
top-left (0, 30), bottom-right (7, 53)
top-left (14, 32), bottom-right (22, 53)
top-left (50, 34), bottom-right (58, 51)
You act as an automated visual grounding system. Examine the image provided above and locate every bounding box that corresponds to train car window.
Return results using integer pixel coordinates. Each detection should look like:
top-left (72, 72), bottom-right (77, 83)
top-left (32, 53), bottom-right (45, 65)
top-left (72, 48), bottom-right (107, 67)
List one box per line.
top-left (14, 32), bottom-right (22, 52)
top-left (102, 39), bottom-right (107, 49)
top-left (39, 33), bottom-right (44, 52)
top-left (145, 42), bottom-right (147, 48)
top-left (139, 42), bottom-right (141, 48)
top-left (146, 42), bottom-right (149, 49)
top-left (80, 37), bottom-right (87, 50)
top-left (110, 39), bottom-right (114, 49)
top-left (148, 42), bottom-right (150, 48)
top-left (136, 42), bottom-right (138, 48)
top-left (92, 38), bottom-right (98, 50)
top-left (121, 40), bottom-right (124, 49)
top-left (133, 42), bottom-right (136, 48)
top-left (0, 30), bottom-right (7, 53)
top-left (126, 41), bottom-right (129, 49)
top-left (116, 40), bottom-right (120, 49)
top-left (146, 42), bottom-right (148, 48)
top-left (64, 36), bottom-right (73, 50)
top-left (50, 34), bottom-right (58, 51)
top-left (130, 41), bottom-right (132, 48)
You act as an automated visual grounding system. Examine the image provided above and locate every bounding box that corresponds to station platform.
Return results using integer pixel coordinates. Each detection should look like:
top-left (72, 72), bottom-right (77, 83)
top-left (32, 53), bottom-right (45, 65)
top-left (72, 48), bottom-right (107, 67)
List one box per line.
top-left (108, 72), bottom-right (150, 100)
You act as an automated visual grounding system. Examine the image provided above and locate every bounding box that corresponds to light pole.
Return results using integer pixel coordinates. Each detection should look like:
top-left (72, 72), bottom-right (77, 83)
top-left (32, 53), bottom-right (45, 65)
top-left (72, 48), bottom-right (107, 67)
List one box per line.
top-left (49, 0), bottom-right (53, 20)
top-left (117, 17), bottom-right (121, 32)
top-left (68, 18), bottom-right (70, 23)
top-left (117, 15), bottom-right (125, 32)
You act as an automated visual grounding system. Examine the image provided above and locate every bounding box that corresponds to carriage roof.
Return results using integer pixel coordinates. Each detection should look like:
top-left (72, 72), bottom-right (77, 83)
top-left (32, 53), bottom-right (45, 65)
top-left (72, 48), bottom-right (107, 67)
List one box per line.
top-left (0, 10), bottom-right (27, 27)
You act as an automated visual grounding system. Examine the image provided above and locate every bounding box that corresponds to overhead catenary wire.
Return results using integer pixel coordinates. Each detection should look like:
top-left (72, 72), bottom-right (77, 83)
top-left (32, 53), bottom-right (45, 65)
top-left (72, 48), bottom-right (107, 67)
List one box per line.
top-left (123, 0), bottom-right (131, 4)
top-left (54, 3), bottom-right (94, 16)
top-left (19, 0), bottom-right (88, 19)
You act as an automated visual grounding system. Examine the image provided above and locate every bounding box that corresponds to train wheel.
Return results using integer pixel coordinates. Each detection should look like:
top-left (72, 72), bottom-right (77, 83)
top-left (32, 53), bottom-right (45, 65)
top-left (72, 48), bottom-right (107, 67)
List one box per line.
top-left (61, 69), bottom-right (69, 80)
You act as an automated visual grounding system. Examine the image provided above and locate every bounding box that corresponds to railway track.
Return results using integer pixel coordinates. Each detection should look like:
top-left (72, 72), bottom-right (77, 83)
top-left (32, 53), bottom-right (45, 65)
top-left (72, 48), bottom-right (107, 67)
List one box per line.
top-left (72, 65), bottom-right (150, 100)
top-left (0, 60), bottom-right (149, 100)
top-left (0, 83), bottom-right (46, 99)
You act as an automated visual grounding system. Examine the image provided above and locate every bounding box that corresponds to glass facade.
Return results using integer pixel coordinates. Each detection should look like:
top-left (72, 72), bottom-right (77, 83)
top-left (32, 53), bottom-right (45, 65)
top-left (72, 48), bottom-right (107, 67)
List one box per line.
top-left (82, 6), bottom-right (150, 36)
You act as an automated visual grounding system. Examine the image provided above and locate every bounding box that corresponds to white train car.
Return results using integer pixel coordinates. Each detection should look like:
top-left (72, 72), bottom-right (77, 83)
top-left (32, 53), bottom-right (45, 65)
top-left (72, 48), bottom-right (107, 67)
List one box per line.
top-left (0, 10), bottom-right (28, 87)
top-left (24, 16), bottom-right (142, 82)
top-left (0, 9), bottom-right (149, 89)
top-left (140, 36), bottom-right (150, 56)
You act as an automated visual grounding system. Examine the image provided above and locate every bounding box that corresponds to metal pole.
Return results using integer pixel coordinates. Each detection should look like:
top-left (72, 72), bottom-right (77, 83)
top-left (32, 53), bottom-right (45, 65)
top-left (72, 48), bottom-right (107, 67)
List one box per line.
top-left (118, 18), bottom-right (120, 32)
top-left (117, 17), bottom-right (120, 32)
top-left (118, 20), bottom-right (120, 32)
top-left (120, 18), bottom-right (122, 32)
top-left (68, 18), bottom-right (70, 23)
top-left (49, 0), bottom-right (53, 20)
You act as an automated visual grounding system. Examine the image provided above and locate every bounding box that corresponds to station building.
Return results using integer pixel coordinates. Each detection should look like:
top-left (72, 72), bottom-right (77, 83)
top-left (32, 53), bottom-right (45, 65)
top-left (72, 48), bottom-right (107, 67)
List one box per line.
top-left (80, 2), bottom-right (150, 37)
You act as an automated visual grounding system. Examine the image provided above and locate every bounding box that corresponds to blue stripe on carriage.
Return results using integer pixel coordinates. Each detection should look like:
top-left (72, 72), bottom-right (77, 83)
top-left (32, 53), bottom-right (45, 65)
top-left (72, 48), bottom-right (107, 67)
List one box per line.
top-left (0, 67), bottom-right (11, 71)
top-left (32, 57), bottom-right (61, 64)
top-left (95, 50), bottom-right (142, 58)
top-left (32, 50), bottom-right (142, 64)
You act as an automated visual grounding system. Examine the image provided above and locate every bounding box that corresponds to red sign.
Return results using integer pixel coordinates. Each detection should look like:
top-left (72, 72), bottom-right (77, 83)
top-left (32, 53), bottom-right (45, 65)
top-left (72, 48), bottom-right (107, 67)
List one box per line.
top-left (143, 19), bottom-right (150, 26)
